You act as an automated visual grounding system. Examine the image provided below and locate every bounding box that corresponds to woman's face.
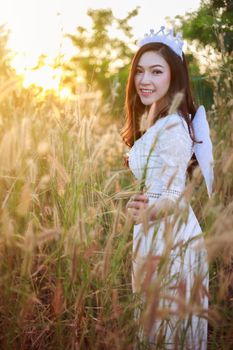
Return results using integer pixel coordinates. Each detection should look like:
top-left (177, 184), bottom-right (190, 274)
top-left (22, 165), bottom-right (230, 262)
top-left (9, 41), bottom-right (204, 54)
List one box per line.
top-left (134, 50), bottom-right (171, 106)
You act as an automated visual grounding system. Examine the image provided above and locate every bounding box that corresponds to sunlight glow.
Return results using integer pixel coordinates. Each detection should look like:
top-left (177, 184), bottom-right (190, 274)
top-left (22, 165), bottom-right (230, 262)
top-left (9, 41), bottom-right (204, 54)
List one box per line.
top-left (23, 66), bottom-right (61, 90)
top-left (59, 87), bottom-right (71, 99)
top-left (0, 0), bottom-right (201, 93)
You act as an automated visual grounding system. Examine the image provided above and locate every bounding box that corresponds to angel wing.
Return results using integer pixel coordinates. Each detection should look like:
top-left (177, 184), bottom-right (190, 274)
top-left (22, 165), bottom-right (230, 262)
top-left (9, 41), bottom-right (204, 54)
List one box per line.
top-left (193, 105), bottom-right (214, 197)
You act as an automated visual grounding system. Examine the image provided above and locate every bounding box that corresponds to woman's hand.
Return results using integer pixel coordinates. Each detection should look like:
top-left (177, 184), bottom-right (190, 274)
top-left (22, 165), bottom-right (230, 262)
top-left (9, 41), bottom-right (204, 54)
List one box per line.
top-left (126, 193), bottom-right (176, 224)
top-left (126, 193), bottom-right (149, 224)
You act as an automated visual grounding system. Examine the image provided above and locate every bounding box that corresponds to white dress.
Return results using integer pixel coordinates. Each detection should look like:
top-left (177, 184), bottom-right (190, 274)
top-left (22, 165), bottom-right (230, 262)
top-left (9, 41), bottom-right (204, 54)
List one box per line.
top-left (128, 113), bottom-right (208, 350)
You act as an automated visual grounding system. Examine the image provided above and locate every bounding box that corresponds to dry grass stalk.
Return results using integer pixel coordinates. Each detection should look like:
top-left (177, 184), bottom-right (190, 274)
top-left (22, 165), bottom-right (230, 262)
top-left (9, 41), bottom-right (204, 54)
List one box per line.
top-left (168, 92), bottom-right (184, 115)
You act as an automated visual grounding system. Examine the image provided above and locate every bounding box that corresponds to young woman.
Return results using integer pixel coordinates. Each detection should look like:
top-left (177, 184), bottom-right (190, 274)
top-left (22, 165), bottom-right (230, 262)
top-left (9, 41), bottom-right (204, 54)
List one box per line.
top-left (121, 27), bottom-right (214, 349)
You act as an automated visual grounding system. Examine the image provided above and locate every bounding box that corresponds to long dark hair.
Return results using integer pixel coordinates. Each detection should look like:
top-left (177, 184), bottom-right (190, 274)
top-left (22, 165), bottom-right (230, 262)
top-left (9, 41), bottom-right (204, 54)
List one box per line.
top-left (121, 42), bottom-right (198, 175)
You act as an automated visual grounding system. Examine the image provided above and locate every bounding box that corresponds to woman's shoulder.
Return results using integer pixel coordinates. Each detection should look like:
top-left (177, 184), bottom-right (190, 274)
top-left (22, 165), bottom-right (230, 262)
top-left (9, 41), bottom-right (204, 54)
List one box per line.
top-left (143, 113), bottom-right (191, 143)
top-left (147, 113), bottom-right (181, 131)
top-left (155, 113), bottom-right (188, 132)
top-left (158, 112), bottom-right (183, 124)
top-left (154, 113), bottom-right (193, 149)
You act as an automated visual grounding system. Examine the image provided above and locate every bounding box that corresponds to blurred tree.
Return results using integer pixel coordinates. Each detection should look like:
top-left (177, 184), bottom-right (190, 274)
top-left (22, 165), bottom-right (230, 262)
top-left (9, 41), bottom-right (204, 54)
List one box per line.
top-left (185, 52), bottom-right (214, 110)
top-left (176, 0), bottom-right (232, 128)
top-left (0, 24), bottom-right (22, 119)
top-left (63, 8), bottom-right (139, 116)
top-left (174, 0), bottom-right (233, 109)
top-left (172, 0), bottom-right (233, 111)
top-left (178, 0), bottom-right (233, 53)
top-left (0, 24), bottom-right (15, 80)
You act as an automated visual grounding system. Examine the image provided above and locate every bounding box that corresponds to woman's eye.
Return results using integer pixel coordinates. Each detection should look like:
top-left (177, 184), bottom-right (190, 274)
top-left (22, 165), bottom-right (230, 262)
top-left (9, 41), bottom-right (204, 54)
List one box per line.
top-left (152, 70), bottom-right (162, 75)
top-left (135, 69), bottom-right (143, 74)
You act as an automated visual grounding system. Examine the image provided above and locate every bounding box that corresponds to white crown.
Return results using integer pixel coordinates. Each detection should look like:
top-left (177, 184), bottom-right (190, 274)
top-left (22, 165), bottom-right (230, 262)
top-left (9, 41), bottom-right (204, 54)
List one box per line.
top-left (137, 26), bottom-right (184, 59)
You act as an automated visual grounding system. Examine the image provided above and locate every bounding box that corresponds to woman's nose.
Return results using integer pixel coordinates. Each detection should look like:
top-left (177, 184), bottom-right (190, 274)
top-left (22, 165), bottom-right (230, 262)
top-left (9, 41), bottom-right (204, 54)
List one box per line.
top-left (140, 71), bottom-right (151, 84)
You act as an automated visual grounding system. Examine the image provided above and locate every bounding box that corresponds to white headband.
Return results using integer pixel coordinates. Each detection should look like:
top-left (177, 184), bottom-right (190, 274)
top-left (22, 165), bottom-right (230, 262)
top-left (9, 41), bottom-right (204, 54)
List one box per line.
top-left (137, 26), bottom-right (184, 60)
top-left (193, 106), bottom-right (214, 197)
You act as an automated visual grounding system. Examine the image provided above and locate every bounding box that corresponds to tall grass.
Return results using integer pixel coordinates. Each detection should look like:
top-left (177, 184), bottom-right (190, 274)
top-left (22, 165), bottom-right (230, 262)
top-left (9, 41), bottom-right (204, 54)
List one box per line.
top-left (0, 86), bottom-right (137, 349)
top-left (0, 51), bottom-right (232, 349)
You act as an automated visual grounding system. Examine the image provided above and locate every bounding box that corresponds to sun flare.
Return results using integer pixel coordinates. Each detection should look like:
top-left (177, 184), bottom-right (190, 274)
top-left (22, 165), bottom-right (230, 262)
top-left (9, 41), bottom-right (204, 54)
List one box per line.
top-left (23, 66), bottom-right (61, 91)
top-left (1, 0), bottom-right (201, 97)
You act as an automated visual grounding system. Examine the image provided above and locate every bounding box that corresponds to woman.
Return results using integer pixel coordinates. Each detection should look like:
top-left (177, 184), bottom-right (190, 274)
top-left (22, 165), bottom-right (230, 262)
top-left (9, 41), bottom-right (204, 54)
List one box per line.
top-left (121, 27), bottom-right (214, 349)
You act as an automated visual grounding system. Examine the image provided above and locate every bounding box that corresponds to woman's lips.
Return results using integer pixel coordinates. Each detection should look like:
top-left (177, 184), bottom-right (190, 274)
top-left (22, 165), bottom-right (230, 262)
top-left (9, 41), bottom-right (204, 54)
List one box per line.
top-left (140, 88), bottom-right (155, 97)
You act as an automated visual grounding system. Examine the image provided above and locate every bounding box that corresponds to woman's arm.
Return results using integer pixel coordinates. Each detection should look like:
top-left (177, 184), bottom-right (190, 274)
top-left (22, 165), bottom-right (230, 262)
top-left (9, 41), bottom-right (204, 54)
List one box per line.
top-left (126, 193), bottom-right (175, 224)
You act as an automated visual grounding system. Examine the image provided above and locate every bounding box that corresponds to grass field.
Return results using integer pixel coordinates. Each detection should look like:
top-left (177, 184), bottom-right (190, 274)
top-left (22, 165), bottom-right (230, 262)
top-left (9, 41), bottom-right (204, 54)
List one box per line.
top-left (0, 52), bottom-right (233, 349)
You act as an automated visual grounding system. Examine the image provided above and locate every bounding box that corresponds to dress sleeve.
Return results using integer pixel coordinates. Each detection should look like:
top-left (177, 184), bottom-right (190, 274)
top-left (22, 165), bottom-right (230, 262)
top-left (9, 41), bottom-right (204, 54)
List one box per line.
top-left (156, 116), bottom-right (193, 202)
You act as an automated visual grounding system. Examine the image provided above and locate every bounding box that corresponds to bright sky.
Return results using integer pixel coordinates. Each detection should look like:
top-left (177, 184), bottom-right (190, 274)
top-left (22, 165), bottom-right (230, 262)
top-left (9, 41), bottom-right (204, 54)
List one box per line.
top-left (0, 0), bottom-right (201, 91)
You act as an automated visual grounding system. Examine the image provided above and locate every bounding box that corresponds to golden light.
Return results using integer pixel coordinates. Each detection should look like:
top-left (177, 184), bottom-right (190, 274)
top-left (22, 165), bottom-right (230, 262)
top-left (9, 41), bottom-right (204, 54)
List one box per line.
top-left (23, 66), bottom-right (61, 91)
top-left (0, 0), bottom-right (201, 97)
top-left (12, 53), bottom-right (65, 94)
top-left (59, 87), bottom-right (71, 99)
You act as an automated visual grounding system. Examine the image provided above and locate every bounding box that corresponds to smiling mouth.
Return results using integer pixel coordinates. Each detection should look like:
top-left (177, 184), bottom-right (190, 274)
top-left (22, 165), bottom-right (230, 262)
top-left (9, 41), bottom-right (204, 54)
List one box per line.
top-left (140, 88), bottom-right (155, 96)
